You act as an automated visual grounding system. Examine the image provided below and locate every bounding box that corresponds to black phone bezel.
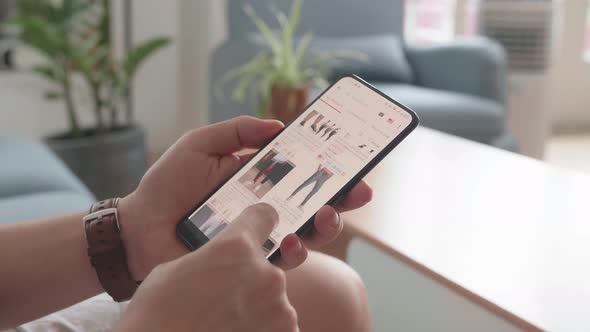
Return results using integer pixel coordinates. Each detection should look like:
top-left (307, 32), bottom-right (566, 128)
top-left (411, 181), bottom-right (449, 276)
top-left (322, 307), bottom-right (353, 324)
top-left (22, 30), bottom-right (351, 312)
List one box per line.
top-left (176, 74), bottom-right (420, 261)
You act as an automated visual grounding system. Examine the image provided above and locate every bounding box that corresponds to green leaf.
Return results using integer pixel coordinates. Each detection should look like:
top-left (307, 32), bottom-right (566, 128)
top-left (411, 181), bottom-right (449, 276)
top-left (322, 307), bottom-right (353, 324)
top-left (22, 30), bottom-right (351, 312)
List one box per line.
top-left (123, 37), bottom-right (171, 78)
top-left (269, 4), bottom-right (289, 30)
top-left (98, 0), bottom-right (111, 47)
top-left (232, 74), bottom-right (256, 101)
top-left (257, 94), bottom-right (270, 118)
top-left (76, 32), bottom-right (101, 53)
top-left (258, 71), bottom-right (277, 100)
top-left (286, 0), bottom-right (303, 37)
top-left (222, 54), bottom-right (272, 83)
top-left (295, 31), bottom-right (313, 66)
top-left (15, 0), bottom-right (52, 18)
top-left (32, 64), bottom-right (62, 82)
top-left (69, 46), bottom-right (96, 81)
top-left (54, 0), bottom-right (91, 26)
top-left (301, 67), bottom-right (328, 86)
top-left (221, 0), bottom-right (373, 114)
top-left (88, 45), bottom-right (110, 68)
top-left (275, 0), bottom-right (303, 88)
top-left (237, 55), bottom-right (273, 76)
top-left (45, 91), bottom-right (63, 100)
top-left (243, 4), bottom-right (281, 54)
top-left (310, 76), bottom-right (329, 89)
top-left (11, 16), bottom-right (63, 58)
top-left (226, 56), bottom-right (276, 102)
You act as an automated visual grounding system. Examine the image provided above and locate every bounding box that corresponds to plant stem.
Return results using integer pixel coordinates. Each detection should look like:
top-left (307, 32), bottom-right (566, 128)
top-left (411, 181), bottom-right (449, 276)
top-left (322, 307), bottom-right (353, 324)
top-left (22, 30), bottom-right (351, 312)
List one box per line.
top-left (62, 65), bottom-right (81, 137)
top-left (258, 95), bottom-right (270, 118)
top-left (107, 85), bottom-right (118, 128)
top-left (95, 106), bottom-right (105, 133)
top-left (87, 80), bottom-right (106, 133)
top-left (110, 105), bottom-right (118, 128)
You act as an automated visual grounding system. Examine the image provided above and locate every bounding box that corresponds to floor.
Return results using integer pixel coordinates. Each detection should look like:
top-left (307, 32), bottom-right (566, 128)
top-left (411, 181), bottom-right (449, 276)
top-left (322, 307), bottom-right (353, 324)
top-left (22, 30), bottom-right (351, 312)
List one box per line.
top-left (545, 133), bottom-right (590, 174)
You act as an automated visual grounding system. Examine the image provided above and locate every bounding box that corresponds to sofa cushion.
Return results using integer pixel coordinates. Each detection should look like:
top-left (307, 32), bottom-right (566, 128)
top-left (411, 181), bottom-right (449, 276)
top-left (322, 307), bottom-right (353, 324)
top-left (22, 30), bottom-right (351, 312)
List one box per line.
top-left (0, 137), bottom-right (91, 199)
top-left (310, 35), bottom-right (414, 83)
top-left (0, 191), bottom-right (93, 224)
top-left (373, 83), bottom-right (504, 140)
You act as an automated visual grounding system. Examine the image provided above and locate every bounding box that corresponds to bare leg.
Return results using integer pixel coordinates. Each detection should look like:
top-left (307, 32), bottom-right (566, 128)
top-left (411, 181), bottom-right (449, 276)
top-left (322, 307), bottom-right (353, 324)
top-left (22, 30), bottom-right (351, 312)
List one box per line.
top-left (310, 115), bottom-right (324, 132)
top-left (16, 251), bottom-right (370, 331)
top-left (286, 251), bottom-right (371, 332)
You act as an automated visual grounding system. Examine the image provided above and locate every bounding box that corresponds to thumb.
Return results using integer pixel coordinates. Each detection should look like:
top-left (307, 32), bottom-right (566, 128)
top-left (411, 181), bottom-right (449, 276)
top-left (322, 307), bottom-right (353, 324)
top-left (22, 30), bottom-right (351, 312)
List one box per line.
top-left (218, 203), bottom-right (279, 246)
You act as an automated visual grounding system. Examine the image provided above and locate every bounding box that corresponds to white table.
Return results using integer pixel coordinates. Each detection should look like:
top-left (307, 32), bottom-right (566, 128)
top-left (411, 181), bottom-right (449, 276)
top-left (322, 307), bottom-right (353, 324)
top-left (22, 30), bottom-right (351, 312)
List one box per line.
top-left (331, 127), bottom-right (590, 331)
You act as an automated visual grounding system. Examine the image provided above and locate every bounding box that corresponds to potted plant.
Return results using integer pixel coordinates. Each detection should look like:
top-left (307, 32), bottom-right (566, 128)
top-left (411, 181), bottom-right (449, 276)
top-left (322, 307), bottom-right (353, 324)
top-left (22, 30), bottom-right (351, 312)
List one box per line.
top-left (221, 0), bottom-right (367, 124)
top-left (11, 0), bottom-right (170, 199)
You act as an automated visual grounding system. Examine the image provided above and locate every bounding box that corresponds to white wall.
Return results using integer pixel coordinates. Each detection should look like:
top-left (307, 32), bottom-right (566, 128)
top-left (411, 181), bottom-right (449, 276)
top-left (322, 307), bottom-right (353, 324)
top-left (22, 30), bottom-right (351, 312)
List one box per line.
top-left (129, 0), bottom-right (228, 152)
top-left (129, 0), bottom-right (181, 153)
top-left (177, 0), bottom-right (228, 132)
top-left (548, 0), bottom-right (590, 133)
top-left (0, 72), bottom-right (94, 138)
top-left (207, 0), bottom-right (229, 51)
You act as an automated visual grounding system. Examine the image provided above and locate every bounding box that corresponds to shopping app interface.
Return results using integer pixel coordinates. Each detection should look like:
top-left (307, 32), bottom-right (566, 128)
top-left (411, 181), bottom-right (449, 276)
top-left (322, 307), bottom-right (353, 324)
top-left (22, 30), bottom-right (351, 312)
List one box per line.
top-left (188, 77), bottom-right (413, 256)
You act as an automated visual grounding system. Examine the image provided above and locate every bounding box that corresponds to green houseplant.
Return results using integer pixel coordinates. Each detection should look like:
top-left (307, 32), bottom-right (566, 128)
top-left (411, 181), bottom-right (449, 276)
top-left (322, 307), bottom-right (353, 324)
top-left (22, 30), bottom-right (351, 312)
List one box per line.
top-left (11, 0), bottom-right (170, 198)
top-left (221, 0), bottom-right (367, 124)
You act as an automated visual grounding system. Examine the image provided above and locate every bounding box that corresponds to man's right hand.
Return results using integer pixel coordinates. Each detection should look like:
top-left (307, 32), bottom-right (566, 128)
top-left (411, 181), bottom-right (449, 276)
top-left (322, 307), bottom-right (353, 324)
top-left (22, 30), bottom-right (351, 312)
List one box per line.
top-left (115, 203), bottom-right (298, 332)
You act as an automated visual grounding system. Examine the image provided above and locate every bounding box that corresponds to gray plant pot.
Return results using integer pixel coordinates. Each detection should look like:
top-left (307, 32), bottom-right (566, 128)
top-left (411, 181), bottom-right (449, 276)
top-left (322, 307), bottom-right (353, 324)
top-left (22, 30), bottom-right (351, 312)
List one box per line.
top-left (45, 125), bottom-right (148, 200)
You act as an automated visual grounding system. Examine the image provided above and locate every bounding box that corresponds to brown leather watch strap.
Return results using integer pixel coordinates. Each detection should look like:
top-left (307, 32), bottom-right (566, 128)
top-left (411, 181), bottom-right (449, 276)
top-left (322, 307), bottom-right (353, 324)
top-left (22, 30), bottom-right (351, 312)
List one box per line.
top-left (84, 198), bottom-right (139, 302)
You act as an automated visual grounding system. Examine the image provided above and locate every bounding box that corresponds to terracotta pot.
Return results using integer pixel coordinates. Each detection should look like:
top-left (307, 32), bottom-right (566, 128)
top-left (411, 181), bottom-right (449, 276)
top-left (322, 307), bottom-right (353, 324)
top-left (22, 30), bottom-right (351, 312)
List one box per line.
top-left (268, 85), bottom-right (309, 124)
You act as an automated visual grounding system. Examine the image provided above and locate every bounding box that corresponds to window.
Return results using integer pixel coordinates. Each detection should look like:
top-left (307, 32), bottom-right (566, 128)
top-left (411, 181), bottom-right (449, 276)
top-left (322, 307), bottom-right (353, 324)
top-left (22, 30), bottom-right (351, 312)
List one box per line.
top-left (404, 0), bottom-right (457, 45)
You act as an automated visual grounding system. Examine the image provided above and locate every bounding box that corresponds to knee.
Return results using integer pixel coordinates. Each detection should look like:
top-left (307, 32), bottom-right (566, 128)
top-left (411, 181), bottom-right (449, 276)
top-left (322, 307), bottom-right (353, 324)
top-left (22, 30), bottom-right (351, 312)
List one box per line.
top-left (287, 252), bottom-right (371, 332)
top-left (326, 256), bottom-right (371, 332)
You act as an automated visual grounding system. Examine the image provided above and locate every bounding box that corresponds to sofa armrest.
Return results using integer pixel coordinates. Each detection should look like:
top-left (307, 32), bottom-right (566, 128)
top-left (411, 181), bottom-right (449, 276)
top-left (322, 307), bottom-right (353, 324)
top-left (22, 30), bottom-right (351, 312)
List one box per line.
top-left (0, 138), bottom-right (93, 199)
top-left (405, 37), bottom-right (508, 104)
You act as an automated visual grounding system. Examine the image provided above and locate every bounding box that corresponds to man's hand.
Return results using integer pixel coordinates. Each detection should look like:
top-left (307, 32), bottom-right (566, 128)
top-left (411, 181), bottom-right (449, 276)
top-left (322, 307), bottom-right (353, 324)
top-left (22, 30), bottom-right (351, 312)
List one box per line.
top-left (119, 116), bottom-right (373, 279)
top-left (116, 203), bottom-right (299, 332)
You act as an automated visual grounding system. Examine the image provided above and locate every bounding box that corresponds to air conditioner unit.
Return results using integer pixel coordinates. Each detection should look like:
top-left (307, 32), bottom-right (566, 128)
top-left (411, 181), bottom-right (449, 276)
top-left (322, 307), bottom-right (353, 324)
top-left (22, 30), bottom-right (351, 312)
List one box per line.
top-left (478, 0), bottom-right (560, 158)
top-left (479, 0), bottom-right (555, 72)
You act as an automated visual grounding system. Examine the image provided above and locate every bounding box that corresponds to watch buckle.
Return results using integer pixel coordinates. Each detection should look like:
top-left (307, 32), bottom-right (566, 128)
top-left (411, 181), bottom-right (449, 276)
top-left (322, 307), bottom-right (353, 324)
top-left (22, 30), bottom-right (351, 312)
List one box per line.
top-left (83, 208), bottom-right (119, 229)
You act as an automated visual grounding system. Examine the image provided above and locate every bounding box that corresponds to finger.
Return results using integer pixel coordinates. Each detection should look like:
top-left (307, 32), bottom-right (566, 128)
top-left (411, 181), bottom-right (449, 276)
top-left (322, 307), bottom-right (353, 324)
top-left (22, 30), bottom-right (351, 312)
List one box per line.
top-left (220, 203), bottom-right (279, 246)
top-left (215, 153), bottom-right (243, 177)
top-left (215, 150), bottom-right (272, 193)
top-left (237, 152), bottom-right (256, 164)
top-left (191, 116), bottom-right (283, 155)
top-left (334, 180), bottom-right (373, 213)
top-left (211, 151), bottom-right (271, 187)
top-left (300, 205), bottom-right (343, 249)
top-left (215, 150), bottom-right (259, 181)
top-left (273, 234), bottom-right (308, 270)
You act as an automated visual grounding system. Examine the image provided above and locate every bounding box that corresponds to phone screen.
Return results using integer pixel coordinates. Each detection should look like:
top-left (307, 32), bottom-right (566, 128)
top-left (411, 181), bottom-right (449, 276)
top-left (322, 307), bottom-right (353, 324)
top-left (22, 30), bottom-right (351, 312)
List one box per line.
top-left (179, 76), bottom-right (418, 258)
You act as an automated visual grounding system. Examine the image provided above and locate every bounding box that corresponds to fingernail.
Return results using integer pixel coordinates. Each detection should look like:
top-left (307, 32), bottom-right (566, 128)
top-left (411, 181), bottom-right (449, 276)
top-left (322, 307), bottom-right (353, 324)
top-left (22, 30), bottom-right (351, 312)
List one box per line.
top-left (270, 119), bottom-right (285, 127)
top-left (294, 238), bottom-right (302, 252)
top-left (286, 236), bottom-right (302, 253)
top-left (330, 212), bottom-right (341, 229)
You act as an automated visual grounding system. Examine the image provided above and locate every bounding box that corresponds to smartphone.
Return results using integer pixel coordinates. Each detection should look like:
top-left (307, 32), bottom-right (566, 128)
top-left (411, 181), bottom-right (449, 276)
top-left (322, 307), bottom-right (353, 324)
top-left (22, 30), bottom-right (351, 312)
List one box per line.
top-left (176, 75), bottom-right (419, 260)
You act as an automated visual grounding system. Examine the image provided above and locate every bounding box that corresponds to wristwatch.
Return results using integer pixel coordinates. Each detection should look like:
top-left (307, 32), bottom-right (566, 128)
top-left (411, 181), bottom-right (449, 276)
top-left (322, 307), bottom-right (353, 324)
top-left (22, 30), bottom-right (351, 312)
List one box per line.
top-left (83, 198), bottom-right (139, 302)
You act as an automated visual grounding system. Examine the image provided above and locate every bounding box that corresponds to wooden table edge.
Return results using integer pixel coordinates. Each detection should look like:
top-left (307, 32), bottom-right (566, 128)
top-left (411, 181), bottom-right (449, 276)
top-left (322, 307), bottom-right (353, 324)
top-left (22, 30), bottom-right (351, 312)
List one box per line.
top-left (337, 220), bottom-right (545, 332)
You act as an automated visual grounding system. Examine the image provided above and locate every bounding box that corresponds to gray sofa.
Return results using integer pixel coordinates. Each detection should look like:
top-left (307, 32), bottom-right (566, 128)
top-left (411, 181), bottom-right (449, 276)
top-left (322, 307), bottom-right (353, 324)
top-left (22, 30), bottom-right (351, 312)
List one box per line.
top-left (209, 0), bottom-right (516, 150)
top-left (0, 139), bottom-right (121, 329)
top-left (0, 137), bottom-right (94, 224)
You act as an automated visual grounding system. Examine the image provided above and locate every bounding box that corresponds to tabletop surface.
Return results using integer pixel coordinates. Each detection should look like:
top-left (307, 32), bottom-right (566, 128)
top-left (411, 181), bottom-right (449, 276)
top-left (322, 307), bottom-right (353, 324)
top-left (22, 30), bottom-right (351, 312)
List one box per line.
top-left (343, 127), bottom-right (590, 331)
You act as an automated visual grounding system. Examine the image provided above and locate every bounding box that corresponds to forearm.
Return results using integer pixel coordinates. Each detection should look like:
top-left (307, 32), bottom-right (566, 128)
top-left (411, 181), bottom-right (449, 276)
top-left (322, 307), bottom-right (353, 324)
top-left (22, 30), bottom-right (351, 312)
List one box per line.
top-left (0, 212), bottom-right (103, 329)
